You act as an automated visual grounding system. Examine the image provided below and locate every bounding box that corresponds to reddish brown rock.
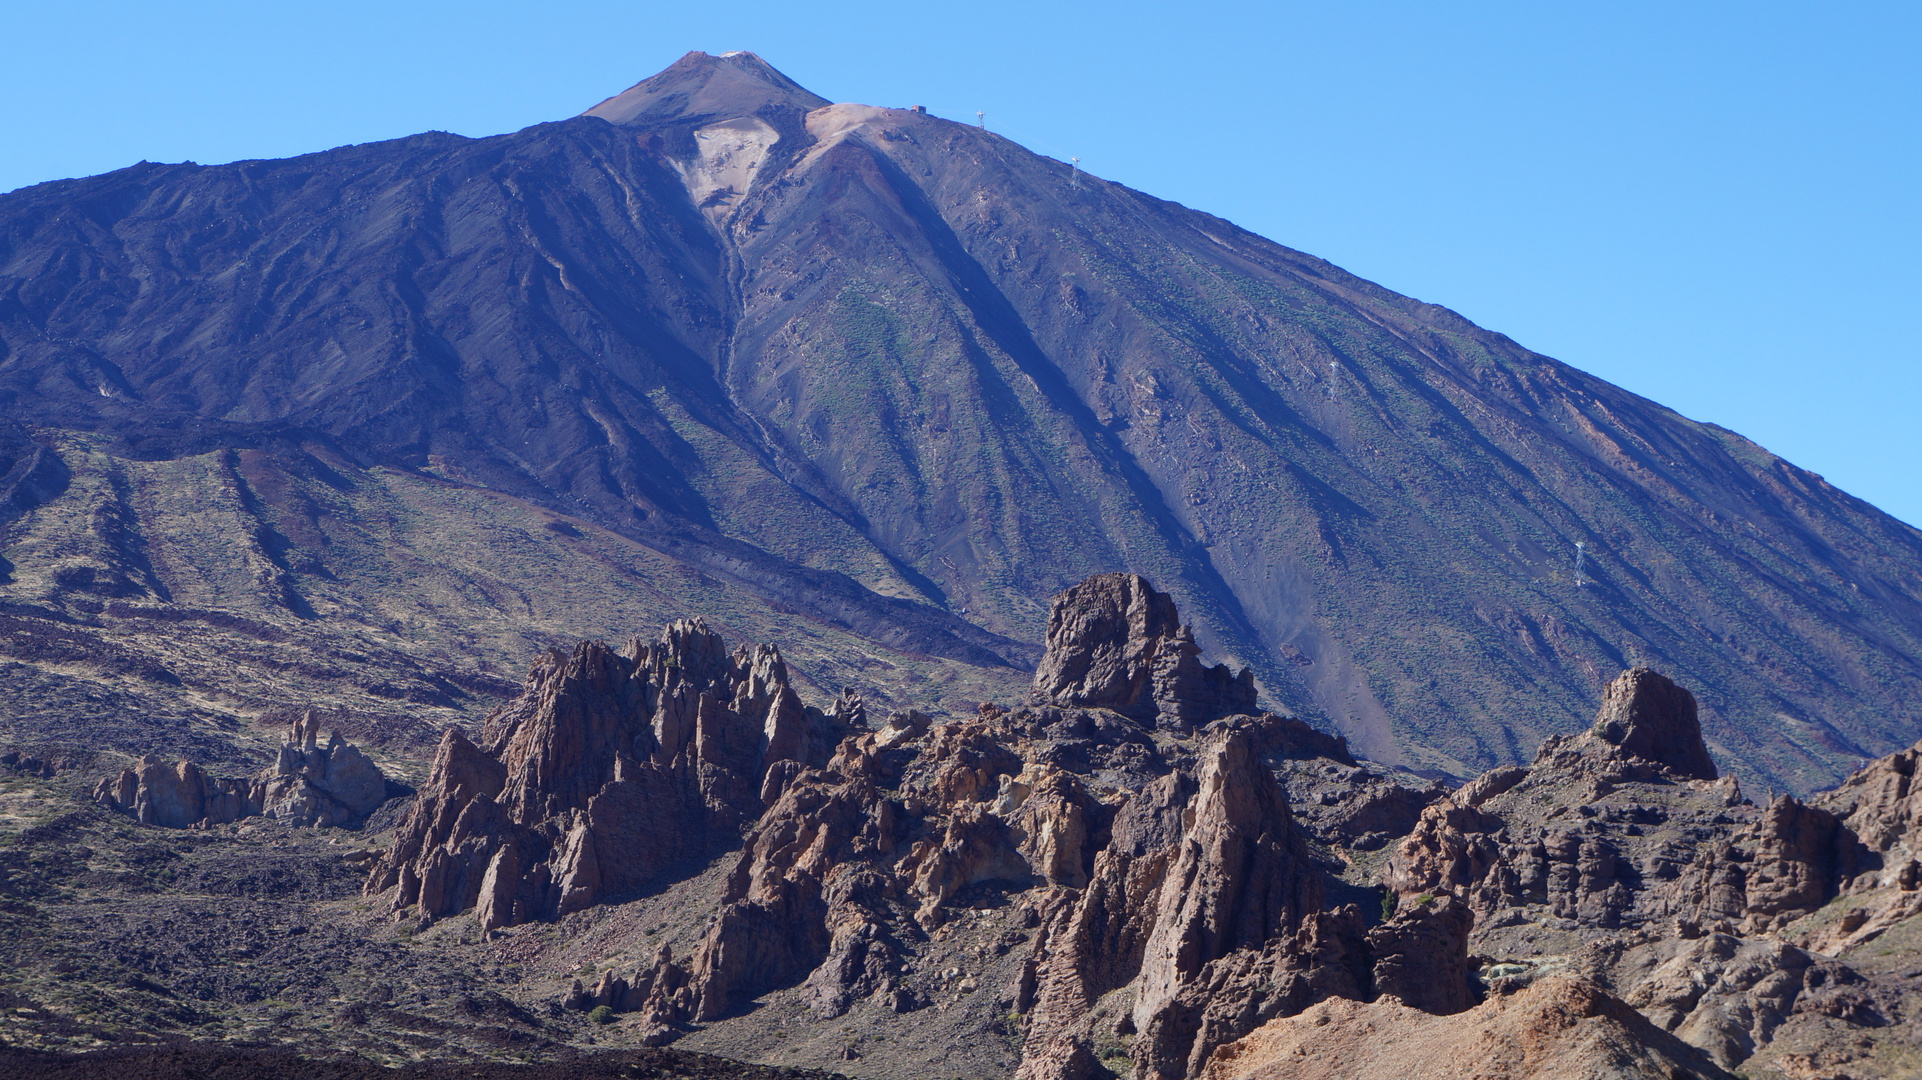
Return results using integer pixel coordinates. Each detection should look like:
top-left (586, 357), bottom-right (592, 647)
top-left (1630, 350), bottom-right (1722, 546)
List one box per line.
top-left (1380, 669), bottom-right (1755, 936)
top-left (359, 575), bottom-right (1373, 1076)
top-left (1367, 892), bottom-right (1475, 1015)
top-left (1201, 976), bottom-right (1733, 1080)
top-left (1031, 573), bottom-right (1255, 728)
top-left (363, 620), bottom-right (824, 928)
top-left (1382, 799), bottom-right (1505, 902)
top-left (1002, 720), bottom-right (1333, 1080)
top-left (1014, 772), bottom-right (1196, 1078)
top-left (1590, 667), bottom-right (1717, 781)
top-left (1130, 906), bottom-right (1374, 1080)
top-left (1821, 738), bottom-right (1922, 854)
top-left (1132, 723), bottom-right (1324, 1035)
top-left (1679, 795), bottom-right (1859, 932)
top-left (1612, 932), bottom-right (1853, 1070)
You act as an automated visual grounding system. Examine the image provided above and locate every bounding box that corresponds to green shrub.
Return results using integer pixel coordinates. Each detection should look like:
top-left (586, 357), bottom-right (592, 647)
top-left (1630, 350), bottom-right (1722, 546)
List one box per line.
top-left (587, 1005), bottom-right (615, 1025)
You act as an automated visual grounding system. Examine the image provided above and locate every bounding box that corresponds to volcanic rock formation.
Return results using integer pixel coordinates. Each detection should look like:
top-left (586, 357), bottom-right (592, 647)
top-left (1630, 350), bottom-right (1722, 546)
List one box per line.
top-left (363, 621), bottom-right (830, 928)
top-left (1376, 666), bottom-right (1922, 1075)
top-left (1030, 573), bottom-right (1256, 728)
top-left (545, 609), bottom-right (1921, 1078)
top-left (94, 715), bottom-right (389, 828)
top-left (1589, 667), bottom-right (1718, 781)
top-left (57, 572), bottom-right (1922, 1078)
top-left (471, 577), bottom-right (1477, 1077)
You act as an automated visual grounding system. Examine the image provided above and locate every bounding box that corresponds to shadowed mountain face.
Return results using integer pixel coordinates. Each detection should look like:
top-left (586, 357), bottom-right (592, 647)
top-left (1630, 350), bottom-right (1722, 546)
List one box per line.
top-left (2, 50), bottom-right (1919, 790)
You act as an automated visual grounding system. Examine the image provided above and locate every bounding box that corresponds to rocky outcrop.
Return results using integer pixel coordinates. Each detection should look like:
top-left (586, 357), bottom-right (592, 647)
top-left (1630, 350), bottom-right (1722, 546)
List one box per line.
top-left (1678, 795), bottom-right (1861, 932)
top-left (363, 621), bottom-right (829, 928)
top-left (1382, 668), bottom-right (1747, 931)
top-left (1821, 738), bottom-right (1922, 854)
top-left (1368, 892), bottom-right (1476, 1014)
top-left (1367, 668), bottom-right (1922, 1076)
top-left (260, 714), bottom-right (391, 826)
top-left (1382, 671), bottom-right (1882, 948)
top-left (1013, 770), bottom-right (1197, 1079)
top-left (1613, 933), bottom-right (1841, 1070)
top-left (1113, 881), bottom-right (1476, 1080)
top-left (1, 750), bottom-right (76, 778)
top-left (1201, 976), bottom-right (1734, 1080)
top-left (350, 590), bottom-right (1922, 1079)
top-left (1783, 737), bottom-right (1922, 954)
top-left (93, 715), bottom-right (389, 828)
top-left (49, 591), bottom-right (1922, 1079)
top-left (1128, 906), bottom-right (1375, 1080)
top-left (1131, 725), bottom-right (1325, 1053)
top-left (1004, 717), bottom-right (1407, 1080)
top-left (1031, 574), bottom-right (1255, 728)
top-left (624, 706), bottom-right (1122, 1030)
top-left (1589, 668), bottom-right (1717, 781)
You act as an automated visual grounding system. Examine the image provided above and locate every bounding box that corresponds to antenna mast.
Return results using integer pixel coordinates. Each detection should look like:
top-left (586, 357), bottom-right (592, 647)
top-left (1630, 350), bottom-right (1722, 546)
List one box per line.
top-left (1070, 156), bottom-right (1080, 188)
top-left (976, 110), bottom-right (986, 130)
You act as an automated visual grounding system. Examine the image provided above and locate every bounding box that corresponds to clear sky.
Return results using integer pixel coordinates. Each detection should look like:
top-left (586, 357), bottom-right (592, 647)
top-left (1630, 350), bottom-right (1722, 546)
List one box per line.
top-left (5, 1), bottom-right (1917, 526)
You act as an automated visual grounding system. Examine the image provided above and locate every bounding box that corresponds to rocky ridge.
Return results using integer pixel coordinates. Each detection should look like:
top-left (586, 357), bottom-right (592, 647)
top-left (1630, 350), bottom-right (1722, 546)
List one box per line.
top-left (1357, 667), bottom-right (1922, 1078)
top-left (358, 577), bottom-right (1494, 1077)
top-left (34, 572), bottom-right (1922, 1078)
top-left (382, 576), bottom-right (1922, 1078)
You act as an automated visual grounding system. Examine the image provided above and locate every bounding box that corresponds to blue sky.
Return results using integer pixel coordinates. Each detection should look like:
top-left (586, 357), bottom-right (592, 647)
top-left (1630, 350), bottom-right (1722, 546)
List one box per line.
top-left (5, 1), bottom-right (1917, 525)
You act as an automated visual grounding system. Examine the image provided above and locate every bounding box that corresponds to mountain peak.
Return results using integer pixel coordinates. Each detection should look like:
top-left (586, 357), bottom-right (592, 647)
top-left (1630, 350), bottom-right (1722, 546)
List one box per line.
top-left (582, 50), bottom-right (829, 127)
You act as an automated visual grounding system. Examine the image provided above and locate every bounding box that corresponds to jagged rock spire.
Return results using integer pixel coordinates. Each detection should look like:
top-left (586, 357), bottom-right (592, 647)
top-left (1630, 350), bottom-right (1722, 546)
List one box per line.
top-left (364, 619), bottom-right (824, 930)
top-left (1031, 573), bottom-right (1256, 728)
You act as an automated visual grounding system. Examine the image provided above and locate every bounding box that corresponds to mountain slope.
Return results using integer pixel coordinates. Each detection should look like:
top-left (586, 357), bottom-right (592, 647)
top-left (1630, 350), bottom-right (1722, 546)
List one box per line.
top-left (2, 51), bottom-right (1919, 790)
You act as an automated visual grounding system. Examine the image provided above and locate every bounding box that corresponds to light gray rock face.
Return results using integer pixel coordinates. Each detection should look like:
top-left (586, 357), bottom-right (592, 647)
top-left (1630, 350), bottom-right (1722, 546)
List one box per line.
top-left (258, 715), bottom-right (393, 827)
top-left (93, 716), bottom-right (390, 829)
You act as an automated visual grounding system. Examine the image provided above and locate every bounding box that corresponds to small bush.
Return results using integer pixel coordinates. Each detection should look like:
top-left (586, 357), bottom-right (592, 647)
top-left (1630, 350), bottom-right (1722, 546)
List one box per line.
top-left (1415, 892), bottom-right (1435, 907)
top-left (587, 1006), bottom-right (615, 1025)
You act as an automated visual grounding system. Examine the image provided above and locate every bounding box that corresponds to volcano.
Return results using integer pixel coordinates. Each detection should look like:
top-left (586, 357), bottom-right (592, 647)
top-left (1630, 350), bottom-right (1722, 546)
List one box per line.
top-left (1, 51), bottom-right (1919, 791)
